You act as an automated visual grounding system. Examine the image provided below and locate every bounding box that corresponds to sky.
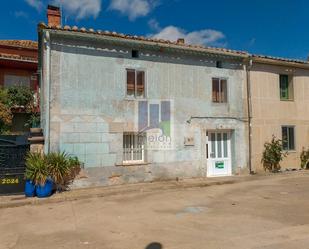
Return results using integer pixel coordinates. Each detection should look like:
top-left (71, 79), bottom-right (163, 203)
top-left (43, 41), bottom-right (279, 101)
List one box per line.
top-left (1, 0), bottom-right (308, 60)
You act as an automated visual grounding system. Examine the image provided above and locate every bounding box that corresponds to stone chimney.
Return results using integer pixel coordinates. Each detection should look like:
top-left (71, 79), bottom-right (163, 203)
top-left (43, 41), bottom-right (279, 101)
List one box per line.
top-left (47, 5), bottom-right (61, 27)
top-left (177, 38), bottom-right (185, 45)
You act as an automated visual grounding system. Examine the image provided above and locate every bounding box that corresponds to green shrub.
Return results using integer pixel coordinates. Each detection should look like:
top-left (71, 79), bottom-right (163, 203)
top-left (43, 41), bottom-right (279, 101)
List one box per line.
top-left (300, 147), bottom-right (309, 169)
top-left (7, 86), bottom-right (33, 107)
top-left (261, 135), bottom-right (287, 172)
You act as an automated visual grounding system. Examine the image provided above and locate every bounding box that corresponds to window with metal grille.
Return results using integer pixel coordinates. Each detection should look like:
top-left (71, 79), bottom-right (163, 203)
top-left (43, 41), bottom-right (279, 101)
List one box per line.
top-left (280, 74), bottom-right (294, 100)
top-left (123, 133), bottom-right (146, 163)
top-left (212, 78), bottom-right (227, 103)
top-left (282, 126), bottom-right (295, 151)
top-left (126, 69), bottom-right (145, 98)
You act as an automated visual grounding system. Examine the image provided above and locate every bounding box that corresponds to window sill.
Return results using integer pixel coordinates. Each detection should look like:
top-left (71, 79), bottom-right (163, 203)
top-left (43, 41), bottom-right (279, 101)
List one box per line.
top-left (280, 99), bottom-right (294, 102)
top-left (284, 150), bottom-right (297, 153)
top-left (124, 97), bottom-right (147, 101)
top-left (116, 162), bottom-right (150, 167)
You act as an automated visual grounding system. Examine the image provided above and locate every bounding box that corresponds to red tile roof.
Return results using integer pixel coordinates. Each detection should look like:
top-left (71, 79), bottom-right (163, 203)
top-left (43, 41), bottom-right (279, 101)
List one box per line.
top-left (0, 40), bottom-right (38, 50)
top-left (39, 23), bottom-right (309, 66)
top-left (38, 23), bottom-right (248, 57)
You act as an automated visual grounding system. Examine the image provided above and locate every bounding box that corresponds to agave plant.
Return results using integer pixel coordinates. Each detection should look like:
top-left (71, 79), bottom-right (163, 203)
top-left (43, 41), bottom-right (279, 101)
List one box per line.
top-left (25, 152), bottom-right (48, 185)
top-left (45, 152), bottom-right (81, 191)
top-left (45, 152), bottom-right (70, 190)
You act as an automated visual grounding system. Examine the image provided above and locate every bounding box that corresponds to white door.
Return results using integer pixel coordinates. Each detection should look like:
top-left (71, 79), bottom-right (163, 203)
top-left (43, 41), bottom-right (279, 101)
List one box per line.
top-left (207, 131), bottom-right (232, 177)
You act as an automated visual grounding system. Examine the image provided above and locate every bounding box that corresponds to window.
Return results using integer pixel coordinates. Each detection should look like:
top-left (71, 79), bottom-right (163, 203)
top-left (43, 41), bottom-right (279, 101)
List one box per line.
top-left (280, 74), bottom-right (294, 100)
top-left (216, 61), bottom-right (222, 68)
top-left (4, 75), bottom-right (30, 87)
top-left (212, 78), bottom-right (227, 103)
top-left (123, 133), bottom-right (146, 163)
top-left (282, 126), bottom-right (295, 151)
top-left (132, 50), bottom-right (139, 58)
top-left (126, 69), bottom-right (145, 98)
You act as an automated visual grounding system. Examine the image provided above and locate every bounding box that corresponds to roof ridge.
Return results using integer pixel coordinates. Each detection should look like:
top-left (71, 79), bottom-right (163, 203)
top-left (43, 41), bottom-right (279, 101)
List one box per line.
top-left (38, 22), bottom-right (248, 56)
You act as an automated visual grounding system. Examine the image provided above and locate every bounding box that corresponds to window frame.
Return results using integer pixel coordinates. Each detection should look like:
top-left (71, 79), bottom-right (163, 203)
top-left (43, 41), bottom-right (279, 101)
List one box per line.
top-left (279, 74), bottom-right (294, 101)
top-left (123, 132), bottom-right (146, 164)
top-left (281, 125), bottom-right (296, 151)
top-left (126, 68), bottom-right (146, 99)
top-left (212, 77), bottom-right (228, 103)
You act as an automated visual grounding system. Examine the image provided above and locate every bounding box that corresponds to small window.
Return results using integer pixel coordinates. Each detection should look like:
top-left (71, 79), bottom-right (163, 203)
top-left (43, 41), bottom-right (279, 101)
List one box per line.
top-left (216, 61), bottom-right (222, 68)
top-left (282, 126), bottom-right (295, 151)
top-left (280, 74), bottom-right (294, 100)
top-left (126, 69), bottom-right (145, 98)
top-left (212, 78), bottom-right (227, 103)
top-left (132, 50), bottom-right (139, 58)
top-left (123, 132), bottom-right (146, 163)
top-left (4, 75), bottom-right (30, 87)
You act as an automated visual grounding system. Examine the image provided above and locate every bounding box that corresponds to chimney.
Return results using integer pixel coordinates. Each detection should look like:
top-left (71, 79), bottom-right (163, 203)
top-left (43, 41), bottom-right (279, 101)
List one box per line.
top-left (177, 38), bottom-right (185, 45)
top-left (47, 5), bottom-right (61, 27)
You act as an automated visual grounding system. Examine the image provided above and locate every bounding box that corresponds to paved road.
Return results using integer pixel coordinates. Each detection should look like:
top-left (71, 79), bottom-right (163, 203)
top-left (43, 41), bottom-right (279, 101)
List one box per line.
top-left (1, 172), bottom-right (309, 249)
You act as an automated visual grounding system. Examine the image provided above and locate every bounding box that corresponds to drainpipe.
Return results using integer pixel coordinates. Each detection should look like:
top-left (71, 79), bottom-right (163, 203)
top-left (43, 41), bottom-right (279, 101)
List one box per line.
top-left (245, 58), bottom-right (253, 174)
top-left (43, 31), bottom-right (51, 154)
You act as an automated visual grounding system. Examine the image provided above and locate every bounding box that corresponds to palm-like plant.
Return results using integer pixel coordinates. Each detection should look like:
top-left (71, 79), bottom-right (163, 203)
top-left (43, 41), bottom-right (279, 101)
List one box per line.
top-left (25, 153), bottom-right (48, 185)
top-left (45, 152), bottom-right (70, 189)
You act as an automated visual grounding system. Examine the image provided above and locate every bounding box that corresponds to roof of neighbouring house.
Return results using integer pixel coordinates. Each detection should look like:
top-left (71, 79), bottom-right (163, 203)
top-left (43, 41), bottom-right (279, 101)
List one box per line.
top-left (252, 54), bottom-right (309, 65)
top-left (0, 52), bottom-right (37, 63)
top-left (0, 40), bottom-right (38, 50)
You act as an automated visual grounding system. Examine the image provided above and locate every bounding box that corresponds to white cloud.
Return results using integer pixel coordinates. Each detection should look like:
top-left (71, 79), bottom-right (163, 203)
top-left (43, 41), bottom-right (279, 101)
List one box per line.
top-left (150, 25), bottom-right (226, 47)
top-left (148, 18), bottom-right (160, 31)
top-left (24, 0), bottom-right (44, 12)
top-left (109, 0), bottom-right (158, 21)
top-left (52, 0), bottom-right (102, 19)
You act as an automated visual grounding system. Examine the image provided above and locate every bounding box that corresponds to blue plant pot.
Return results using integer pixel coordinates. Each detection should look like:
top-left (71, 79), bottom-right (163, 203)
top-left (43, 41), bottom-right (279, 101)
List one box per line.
top-left (25, 180), bottom-right (36, 197)
top-left (36, 180), bottom-right (54, 198)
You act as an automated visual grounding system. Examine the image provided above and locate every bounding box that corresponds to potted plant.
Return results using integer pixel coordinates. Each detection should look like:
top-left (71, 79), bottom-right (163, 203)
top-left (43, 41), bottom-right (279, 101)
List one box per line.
top-left (25, 152), bottom-right (53, 198)
top-left (45, 152), bottom-right (81, 191)
top-left (25, 152), bottom-right (81, 197)
top-left (26, 112), bottom-right (41, 133)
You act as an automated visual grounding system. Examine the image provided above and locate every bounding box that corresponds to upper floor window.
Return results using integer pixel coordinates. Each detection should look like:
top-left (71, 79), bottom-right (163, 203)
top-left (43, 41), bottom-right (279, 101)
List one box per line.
top-left (279, 74), bottom-right (294, 101)
top-left (212, 78), bottom-right (227, 103)
top-left (282, 126), bottom-right (295, 151)
top-left (132, 50), bottom-right (139, 58)
top-left (126, 69), bottom-right (145, 98)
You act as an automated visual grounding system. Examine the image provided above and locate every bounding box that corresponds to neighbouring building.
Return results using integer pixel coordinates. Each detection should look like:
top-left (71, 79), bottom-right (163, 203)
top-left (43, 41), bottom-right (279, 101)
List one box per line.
top-left (38, 6), bottom-right (249, 186)
top-left (249, 55), bottom-right (309, 172)
top-left (0, 40), bottom-right (39, 132)
top-left (0, 40), bottom-right (38, 90)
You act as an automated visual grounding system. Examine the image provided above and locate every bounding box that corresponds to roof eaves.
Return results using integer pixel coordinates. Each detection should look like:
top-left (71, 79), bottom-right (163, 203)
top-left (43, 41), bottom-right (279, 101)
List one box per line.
top-left (252, 54), bottom-right (309, 68)
top-left (39, 23), bottom-right (248, 59)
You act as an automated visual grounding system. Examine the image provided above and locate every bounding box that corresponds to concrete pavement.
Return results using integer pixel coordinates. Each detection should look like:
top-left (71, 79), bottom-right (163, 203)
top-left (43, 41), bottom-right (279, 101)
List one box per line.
top-left (1, 171), bottom-right (309, 249)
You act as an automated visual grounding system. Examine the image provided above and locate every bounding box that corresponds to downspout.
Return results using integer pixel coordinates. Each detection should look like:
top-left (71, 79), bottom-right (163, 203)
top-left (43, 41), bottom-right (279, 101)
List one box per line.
top-left (246, 58), bottom-right (253, 174)
top-left (43, 30), bottom-right (51, 154)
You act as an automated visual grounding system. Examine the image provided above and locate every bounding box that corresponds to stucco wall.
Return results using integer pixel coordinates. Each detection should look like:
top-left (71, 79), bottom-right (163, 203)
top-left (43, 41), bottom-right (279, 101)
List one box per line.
top-left (251, 63), bottom-right (309, 171)
top-left (42, 35), bottom-right (248, 186)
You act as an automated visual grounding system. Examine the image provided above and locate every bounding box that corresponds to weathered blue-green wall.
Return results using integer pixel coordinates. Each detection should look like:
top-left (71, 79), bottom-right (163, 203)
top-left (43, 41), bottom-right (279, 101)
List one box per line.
top-left (41, 34), bottom-right (248, 187)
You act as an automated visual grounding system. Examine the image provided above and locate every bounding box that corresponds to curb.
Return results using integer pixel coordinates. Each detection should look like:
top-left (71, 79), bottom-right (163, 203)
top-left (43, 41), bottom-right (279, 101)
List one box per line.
top-left (1, 171), bottom-right (307, 209)
top-left (0, 178), bottom-right (239, 209)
